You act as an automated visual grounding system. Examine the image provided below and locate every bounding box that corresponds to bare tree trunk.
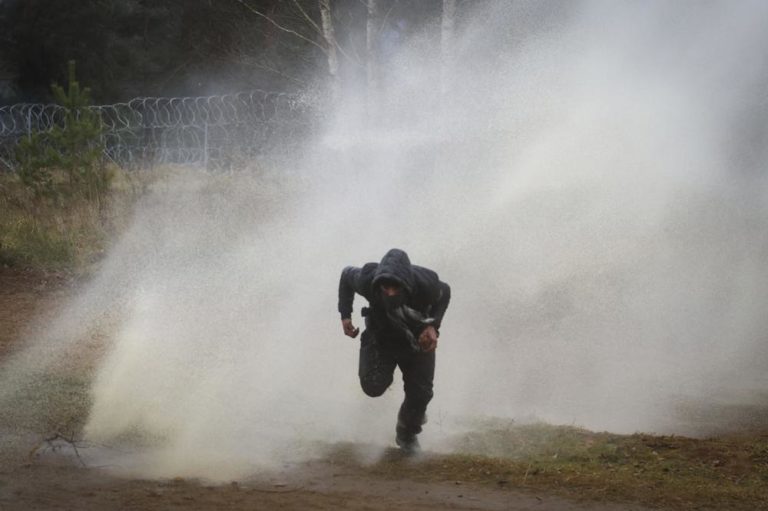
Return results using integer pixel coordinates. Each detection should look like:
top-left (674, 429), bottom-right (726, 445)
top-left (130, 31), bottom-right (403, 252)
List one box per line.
top-left (436, 0), bottom-right (456, 174)
top-left (366, 0), bottom-right (379, 119)
top-left (366, 0), bottom-right (378, 92)
top-left (440, 0), bottom-right (456, 96)
top-left (319, 0), bottom-right (339, 99)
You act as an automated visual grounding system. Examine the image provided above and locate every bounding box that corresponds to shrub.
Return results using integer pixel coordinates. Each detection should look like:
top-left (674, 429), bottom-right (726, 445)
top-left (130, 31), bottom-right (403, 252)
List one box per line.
top-left (15, 60), bottom-right (110, 202)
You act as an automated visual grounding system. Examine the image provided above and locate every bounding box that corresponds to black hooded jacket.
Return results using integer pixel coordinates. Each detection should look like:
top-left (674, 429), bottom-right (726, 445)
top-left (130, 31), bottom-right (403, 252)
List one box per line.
top-left (338, 249), bottom-right (451, 335)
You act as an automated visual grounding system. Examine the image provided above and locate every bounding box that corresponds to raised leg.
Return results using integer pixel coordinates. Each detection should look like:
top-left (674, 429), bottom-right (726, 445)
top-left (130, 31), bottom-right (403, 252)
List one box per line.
top-left (358, 329), bottom-right (397, 397)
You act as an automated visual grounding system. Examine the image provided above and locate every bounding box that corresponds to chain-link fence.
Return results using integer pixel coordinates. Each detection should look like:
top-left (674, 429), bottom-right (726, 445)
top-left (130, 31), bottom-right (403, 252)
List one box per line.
top-left (0, 90), bottom-right (316, 172)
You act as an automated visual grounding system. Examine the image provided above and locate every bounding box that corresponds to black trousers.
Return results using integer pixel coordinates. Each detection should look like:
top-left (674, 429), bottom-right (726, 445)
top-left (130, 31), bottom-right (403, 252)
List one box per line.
top-left (358, 328), bottom-right (435, 438)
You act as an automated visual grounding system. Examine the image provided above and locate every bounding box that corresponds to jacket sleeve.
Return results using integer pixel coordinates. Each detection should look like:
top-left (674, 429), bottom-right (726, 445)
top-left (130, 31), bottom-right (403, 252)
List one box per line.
top-left (431, 281), bottom-right (451, 331)
top-left (338, 266), bottom-right (361, 319)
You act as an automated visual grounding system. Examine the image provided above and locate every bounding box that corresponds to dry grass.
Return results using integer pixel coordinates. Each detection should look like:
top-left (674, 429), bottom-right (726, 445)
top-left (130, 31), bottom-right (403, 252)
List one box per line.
top-left (327, 423), bottom-right (768, 510)
top-left (0, 371), bottom-right (92, 436)
top-left (0, 166), bottom-right (154, 271)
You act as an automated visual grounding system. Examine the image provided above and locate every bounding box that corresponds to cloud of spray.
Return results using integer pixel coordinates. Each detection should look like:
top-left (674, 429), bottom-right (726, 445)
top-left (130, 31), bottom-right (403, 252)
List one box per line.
top-left (4, 0), bottom-right (768, 479)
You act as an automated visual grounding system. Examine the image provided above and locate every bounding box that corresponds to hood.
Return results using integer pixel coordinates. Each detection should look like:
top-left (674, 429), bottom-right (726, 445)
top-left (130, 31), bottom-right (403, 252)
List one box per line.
top-left (372, 248), bottom-right (415, 294)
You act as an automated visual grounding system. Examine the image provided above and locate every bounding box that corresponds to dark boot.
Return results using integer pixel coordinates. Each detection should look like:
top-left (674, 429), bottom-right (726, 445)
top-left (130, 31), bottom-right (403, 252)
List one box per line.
top-left (395, 427), bottom-right (420, 454)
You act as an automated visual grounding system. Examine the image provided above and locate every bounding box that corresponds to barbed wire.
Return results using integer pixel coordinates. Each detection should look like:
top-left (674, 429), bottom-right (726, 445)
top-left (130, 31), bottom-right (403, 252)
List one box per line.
top-left (0, 90), bottom-right (317, 171)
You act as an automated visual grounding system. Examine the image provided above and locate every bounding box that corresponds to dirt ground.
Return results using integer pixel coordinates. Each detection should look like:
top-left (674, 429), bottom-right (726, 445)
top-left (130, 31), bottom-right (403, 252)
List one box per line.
top-left (1, 456), bottom-right (654, 511)
top-left (0, 267), bottom-right (75, 359)
top-left (0, 268), bottom-right (654, 511)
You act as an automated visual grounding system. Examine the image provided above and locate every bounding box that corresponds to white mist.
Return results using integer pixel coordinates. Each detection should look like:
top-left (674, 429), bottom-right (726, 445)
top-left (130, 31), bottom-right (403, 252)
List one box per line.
top-left (4, 0), bottom-right (768, 479)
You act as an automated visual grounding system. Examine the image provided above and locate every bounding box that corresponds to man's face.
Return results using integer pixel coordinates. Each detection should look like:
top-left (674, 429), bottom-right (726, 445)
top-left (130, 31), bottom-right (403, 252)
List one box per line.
top-left (380, 282), bottom-right (402, 297)
top-left (380, 281), bottom-right (405, 310)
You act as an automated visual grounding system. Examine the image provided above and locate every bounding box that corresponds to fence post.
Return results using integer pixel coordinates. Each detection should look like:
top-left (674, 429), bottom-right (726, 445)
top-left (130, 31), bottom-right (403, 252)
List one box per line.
top-left (203, 122), bottom-right (209, 170)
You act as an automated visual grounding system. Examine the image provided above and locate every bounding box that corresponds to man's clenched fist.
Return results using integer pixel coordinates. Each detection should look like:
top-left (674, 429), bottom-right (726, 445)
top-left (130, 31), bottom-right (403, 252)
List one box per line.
top-left (342, 318), bottom-right (360, 338)
top-left (418, 325), bottom-right (438, 353)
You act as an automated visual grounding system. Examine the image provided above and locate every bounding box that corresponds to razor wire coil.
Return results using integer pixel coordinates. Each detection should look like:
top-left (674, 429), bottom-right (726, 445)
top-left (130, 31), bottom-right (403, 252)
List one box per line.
top-left (0, 90), bottom-right (315, 171)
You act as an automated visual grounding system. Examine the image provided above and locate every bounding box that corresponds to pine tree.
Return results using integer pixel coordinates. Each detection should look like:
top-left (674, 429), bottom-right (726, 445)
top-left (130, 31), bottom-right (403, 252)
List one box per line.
top-left (16, 61), bottom-right (109, 201)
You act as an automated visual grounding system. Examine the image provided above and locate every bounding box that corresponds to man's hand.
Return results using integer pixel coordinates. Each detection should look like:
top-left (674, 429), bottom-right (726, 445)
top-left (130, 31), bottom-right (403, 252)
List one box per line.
top-left (418, 326), bottom-right (438, 352)
top-left (342, 318), bottom-right (360, 338)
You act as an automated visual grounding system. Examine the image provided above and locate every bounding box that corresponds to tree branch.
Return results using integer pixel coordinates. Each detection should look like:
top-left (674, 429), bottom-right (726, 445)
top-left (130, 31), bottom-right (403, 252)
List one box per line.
top-left (234, 0), bottom-right (328, 55)
top-left (377, 0), bottom-right (398, 37)
top-left (291, 0), bottom-right (323, 36)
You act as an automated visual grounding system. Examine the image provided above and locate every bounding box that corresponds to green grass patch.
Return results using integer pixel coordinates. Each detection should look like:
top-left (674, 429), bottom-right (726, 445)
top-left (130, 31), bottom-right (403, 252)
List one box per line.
top-left (0, 370), bottom-right (92, 436)
top-left (0, 168), bottom-right (142, 271)
top-left (326, 423), bottom-right (768, 510)
top-left (0, 214), bottom-right (78, 268)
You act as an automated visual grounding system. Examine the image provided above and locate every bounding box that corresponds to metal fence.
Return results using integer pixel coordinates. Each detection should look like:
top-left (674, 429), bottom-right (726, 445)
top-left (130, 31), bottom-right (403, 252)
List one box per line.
top-left (0, 90), bottom-right (315, 172)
